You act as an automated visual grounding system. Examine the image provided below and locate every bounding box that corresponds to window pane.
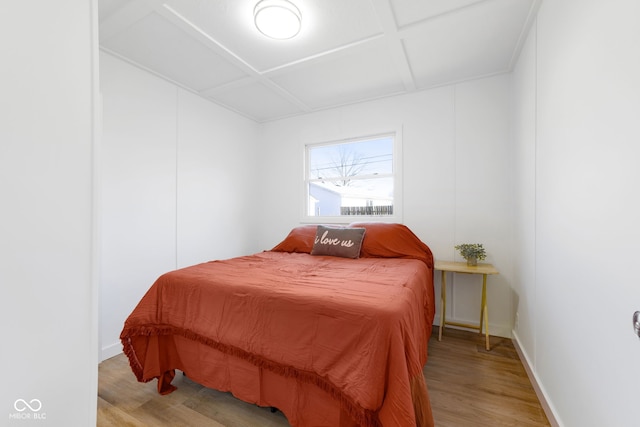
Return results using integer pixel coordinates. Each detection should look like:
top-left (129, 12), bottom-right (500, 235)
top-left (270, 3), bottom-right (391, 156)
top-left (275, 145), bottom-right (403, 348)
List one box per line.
top-left (308, 136), bottom-right (393, 182)
top-left (306, 134), bottom-right (395, 217)
top-left (308, 177), bottom-right (394, 217)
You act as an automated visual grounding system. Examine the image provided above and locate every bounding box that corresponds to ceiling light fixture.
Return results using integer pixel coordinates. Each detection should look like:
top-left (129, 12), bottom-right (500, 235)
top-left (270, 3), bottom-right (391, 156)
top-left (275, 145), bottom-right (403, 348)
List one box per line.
top-left (254, 0), bottom-right (302, 40)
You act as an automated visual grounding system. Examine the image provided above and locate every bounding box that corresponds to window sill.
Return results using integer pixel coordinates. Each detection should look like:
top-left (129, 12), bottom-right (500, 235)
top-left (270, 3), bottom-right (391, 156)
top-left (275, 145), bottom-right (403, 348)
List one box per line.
top-left (300, 214), bottom-right (403, 225)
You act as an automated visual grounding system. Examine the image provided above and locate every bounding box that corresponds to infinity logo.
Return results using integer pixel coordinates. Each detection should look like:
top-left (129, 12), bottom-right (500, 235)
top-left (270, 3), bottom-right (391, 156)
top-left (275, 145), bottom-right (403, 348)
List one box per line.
top-left (14, 399), bottom-right (42, 412)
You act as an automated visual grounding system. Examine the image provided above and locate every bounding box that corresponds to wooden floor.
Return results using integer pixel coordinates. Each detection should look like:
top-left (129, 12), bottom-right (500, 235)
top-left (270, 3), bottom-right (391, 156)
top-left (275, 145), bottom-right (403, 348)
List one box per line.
top-left (98, 328), bottom-right (550, 426)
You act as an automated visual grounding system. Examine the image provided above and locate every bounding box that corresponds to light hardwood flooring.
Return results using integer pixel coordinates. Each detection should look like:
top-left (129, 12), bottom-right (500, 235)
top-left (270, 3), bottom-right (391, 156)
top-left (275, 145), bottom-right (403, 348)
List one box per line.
top-left (98, 328), bottom-right (550, 426)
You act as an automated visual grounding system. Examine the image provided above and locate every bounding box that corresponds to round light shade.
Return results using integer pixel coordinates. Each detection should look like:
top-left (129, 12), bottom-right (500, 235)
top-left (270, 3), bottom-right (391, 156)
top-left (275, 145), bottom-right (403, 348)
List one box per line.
top-left (254, 0), bottom-right (301, 40)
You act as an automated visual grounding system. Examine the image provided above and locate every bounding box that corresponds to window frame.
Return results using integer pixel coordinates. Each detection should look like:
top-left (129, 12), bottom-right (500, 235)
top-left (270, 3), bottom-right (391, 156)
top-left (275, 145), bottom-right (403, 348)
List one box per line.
top-left (301, 130), bottom-right (403, 224)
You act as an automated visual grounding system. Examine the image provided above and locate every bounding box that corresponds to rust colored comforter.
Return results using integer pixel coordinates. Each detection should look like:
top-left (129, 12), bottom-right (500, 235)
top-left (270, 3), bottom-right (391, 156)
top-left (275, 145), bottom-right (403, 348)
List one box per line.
top-left (121, 250), bottom-right (435, 426)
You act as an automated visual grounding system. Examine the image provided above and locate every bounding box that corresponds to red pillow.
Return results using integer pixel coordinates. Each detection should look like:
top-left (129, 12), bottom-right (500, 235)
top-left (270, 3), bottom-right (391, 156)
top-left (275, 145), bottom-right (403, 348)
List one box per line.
top-left (271, 225), bottom-right (318, 253)
top-left (348, 222), bottom-right (433, 268)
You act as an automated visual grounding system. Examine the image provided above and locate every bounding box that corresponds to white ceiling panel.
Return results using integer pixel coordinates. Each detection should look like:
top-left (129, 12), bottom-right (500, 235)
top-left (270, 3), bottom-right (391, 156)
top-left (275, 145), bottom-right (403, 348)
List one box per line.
top-left (206, 82), bottom-right (305, 122)
top-left (101, 11), bottom-right (248, 91)
top-left (404, 0), bottom-right (535, 88)
top-left (98, 0), bottom-right (131, 22)
top-left (98, 0), bottom-right (540, 122)
top-left (389, 0), bottom-right (486, 28)
top-left (270, 38), bottom-right (406, 109)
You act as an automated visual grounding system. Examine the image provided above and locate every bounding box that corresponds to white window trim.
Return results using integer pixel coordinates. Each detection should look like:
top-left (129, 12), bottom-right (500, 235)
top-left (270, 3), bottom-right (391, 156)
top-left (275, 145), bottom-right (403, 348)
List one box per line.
top-left (301, 129), bottom-right (403, 224)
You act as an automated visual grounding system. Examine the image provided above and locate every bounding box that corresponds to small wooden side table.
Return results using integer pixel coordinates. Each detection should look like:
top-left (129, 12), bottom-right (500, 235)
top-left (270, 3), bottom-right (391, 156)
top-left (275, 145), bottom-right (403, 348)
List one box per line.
top-left (435, 260), bottom-right (499, 350)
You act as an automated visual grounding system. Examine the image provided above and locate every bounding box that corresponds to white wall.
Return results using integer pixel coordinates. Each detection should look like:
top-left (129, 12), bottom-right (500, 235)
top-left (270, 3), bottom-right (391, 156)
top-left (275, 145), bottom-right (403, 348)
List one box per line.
top-left (257, 76), bottom-right (515, 337)
top-left (99, 52), bottom-right (259, 361)
top-left (1, 1), bottom-right (98, 425)
top-left (176, 90), bottom-right (259, 267)
top-left (511, 15), bottom-right (538, 369)
top-left (512, 0), bottom-right (640, 425)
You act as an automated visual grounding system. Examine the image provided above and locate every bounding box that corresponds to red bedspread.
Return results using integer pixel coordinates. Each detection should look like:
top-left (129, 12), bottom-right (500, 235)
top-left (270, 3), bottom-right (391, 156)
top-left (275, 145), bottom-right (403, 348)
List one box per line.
top-left (121, 251), bottom-right (435, 426)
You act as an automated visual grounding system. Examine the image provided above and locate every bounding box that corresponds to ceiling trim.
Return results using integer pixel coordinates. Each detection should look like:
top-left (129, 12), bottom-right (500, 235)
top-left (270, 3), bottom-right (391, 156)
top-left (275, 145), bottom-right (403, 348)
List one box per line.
top-left (369, 0), bottom-right (416, 92)
top-left (98, 0), bottom-right (539, 123)
top-left (159, 4), bottom-right (260, 74)
top-left (507, 0), bottom-right (542, 71)
top-left (159, 4), bottom-right (312, 113)
top-left (260, 34), bottom-right (384, 76)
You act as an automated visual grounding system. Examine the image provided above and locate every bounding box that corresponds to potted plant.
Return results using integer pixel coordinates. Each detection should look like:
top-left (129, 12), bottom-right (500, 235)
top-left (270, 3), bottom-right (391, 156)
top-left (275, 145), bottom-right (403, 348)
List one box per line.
top-left (454, 243), bottom-right (486, 266)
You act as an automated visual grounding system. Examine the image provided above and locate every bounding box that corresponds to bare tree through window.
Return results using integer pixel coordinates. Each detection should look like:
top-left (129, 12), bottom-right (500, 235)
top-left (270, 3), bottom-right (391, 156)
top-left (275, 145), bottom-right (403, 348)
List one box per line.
top-left (306, 134), bottom-right (397, 218)
top-left (313, 146), bottom-right (367, 187)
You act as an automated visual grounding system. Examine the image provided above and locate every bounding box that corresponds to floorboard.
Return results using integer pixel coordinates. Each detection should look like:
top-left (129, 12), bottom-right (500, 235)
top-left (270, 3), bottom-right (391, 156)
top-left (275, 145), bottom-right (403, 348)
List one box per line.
top-left (98, 328), bottom-right (550, 426)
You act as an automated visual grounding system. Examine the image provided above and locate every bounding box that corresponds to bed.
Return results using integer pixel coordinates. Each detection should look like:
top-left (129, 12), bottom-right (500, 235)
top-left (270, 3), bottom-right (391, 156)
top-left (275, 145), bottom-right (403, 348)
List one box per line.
top-left (120, 222), bottom-right (435, 427)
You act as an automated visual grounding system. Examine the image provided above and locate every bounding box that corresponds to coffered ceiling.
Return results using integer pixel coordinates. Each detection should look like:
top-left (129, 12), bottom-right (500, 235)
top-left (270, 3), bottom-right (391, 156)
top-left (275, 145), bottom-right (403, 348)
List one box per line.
top-left (99, 0), bottom-right (539, 122)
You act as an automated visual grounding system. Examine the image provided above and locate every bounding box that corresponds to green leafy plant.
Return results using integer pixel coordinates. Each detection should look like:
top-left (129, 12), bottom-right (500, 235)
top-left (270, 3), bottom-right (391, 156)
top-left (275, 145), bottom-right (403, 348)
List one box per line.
top-left (454, 243), bottom-right (486, 261)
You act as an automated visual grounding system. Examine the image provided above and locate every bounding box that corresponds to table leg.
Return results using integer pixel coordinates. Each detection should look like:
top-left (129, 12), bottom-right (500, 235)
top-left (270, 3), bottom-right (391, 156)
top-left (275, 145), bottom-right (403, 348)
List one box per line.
top-left (484, 304), bottom-right (490, 350)
top-left (479, 274), bottom-right (486, 334)
top-left (480, 274), bottom-right (490, 350)
top-left (439, 270), bottom-right (446, 341)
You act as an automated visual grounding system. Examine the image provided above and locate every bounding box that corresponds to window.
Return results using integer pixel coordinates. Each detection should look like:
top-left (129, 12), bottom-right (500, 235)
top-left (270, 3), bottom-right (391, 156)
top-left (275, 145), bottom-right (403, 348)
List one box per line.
top-left (304, 133), bottom-right (400, 222)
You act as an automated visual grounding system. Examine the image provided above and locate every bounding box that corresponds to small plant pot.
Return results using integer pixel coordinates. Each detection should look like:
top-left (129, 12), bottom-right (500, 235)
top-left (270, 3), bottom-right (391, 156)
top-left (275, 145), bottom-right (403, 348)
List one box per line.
top-left (466, 257), bottom-right (477, 266)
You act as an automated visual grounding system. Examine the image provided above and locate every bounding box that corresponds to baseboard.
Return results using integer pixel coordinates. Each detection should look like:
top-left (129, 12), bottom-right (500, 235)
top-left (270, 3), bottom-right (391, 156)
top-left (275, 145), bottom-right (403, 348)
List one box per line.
top-left (436, 317), bottom-right (513, 339)
top-left (100, 341), bottom-right (123, 362)
top-left (511, 330), bottom-right (562, 427)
